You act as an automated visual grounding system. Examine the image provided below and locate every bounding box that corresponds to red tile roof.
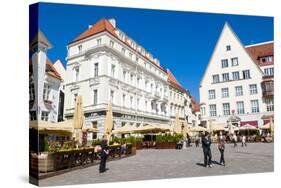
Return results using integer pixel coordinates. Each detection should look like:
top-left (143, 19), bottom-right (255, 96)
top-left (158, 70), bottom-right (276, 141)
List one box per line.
top-left (167, 69), bottom-right (188, 93)
top-left (191, 96), bottom-right (200, 113)
top-left (71, 18), bottom-right (117, 44)
top-left (29, 58), bottom-right (62, 80)
top-left (245, 42), bottom-right (274, 66)
top-left (69, 18), bottom-right (167, 73)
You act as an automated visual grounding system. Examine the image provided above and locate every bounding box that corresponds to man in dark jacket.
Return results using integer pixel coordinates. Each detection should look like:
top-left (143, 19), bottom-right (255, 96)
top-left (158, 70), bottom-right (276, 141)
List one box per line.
top-left (202, 132), bottom-right (212, 168)
top-left (99, 135), bottom-right (109, 173)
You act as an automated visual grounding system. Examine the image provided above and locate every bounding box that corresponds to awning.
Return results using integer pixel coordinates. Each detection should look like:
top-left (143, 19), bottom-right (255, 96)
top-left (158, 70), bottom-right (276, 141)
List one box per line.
top-left (240, 121), bottom-right (258, 128)
top-left (239, 124), bottom-right (258, 131)
top-left (112, 124), bottom-right (138, 134)
top-left (29, 120), bottom-right (74, 136)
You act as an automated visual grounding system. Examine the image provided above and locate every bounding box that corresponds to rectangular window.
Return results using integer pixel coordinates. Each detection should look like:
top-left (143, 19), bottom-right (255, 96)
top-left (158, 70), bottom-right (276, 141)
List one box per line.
top-left (74, 67), bottom-right (79, 81)
top-left (122, 94), bottom-right (126, 107)
top-left (111, 64), bottom-right (115, 78)
top-left (235, 86), bottom-right (243, 96)
top-left (93, 90), bottom-right (97, 105)
top-left (251, 100), bottom-right (259, 113)
top-left (209, 104), bottom-right (217, 117)
top-left (43, 83), bottom-right (50, 101)
top-left (122, 48), bottom-right (125, 54)
top-left (29, 111), bottom-right (37, 121)
top-left (97, 38), bottom-right (102, 45)
top-left (236, 101), bottom-right (245, 114)
top-left (123, 71), bottom-right (126, 82)
top-left (110, 40), bottom-right (114, 47)
top-left (265, 98), bottom-right (274, 112)
top-left (208, 90), bottom-right (216, 99)
top-left (223, 103), bottom-right (230, 115)
top-left (212, 74), bottom-right (220, 83)
top-left (137, 98), bottom-right (140, 110)
top-left (137, 77), bottom-right (140, 88)
top-left (129, 52), bottom-right (133, 59)
top-left (201, 107), bottom-right (206, 116)
top-left (222, 73), bottom-right (229, 82)
top-left (130, 74), bottom-right (134, 84)
top-left (226, 45), bottom-right (231, 51)
top-left (78, 45), bottom-right (82, 54)
top-left (231, 57), bottom-right (239, 66)
top-left (130, 96), bottom-right (133, 108)
top-left (145, 101), bottom-right (148, 111)
top-left (41, 111), bottom-right (49, 121)
top-left (221, 88), bottom-right (229, 98)
top-left (242, 70), bottom-right (251, 79)
top-left (110, 90), bottom-right (114, 104)
top-left (232, 71), bottom-right (240, 80)
top-left (221, 59), bottom-right (228, 68)
top-left (264, 67), bottom-right (274, 76)
top-left (94, 63), bottom-right (98, 78)
top-left (249, 84), bottom-right (257, 95)
top-left (29, 83), bottom-right (35, 101)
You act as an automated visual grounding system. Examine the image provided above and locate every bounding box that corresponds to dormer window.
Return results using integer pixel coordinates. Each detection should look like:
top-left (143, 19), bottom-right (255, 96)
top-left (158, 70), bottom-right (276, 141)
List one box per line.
top-left (226, 45), bottom-right (231, 51)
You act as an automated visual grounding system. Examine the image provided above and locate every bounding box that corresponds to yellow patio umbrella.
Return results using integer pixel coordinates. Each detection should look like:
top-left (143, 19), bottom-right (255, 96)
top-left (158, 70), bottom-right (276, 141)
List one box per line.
top-left (173, 112), bottom-right (181, 134)
top-left (189, 126), bottom-right (209, 132)
top-left (73, 96), bottom-right (85, 143)
top-left (112, 124), bottom-right (138, 134)
top-left (134, 124), bottom-right (172, 134)
top-left (210, 123), bottom-right (226, 132)
top-left (29, 120), bottom-right (73, 136)
top-left (104, 103), bottom-right (114, 141)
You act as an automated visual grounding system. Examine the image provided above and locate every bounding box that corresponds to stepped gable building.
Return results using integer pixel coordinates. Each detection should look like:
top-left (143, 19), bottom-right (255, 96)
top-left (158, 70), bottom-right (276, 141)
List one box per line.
top-left (199, 22), bottom-right (274, 130)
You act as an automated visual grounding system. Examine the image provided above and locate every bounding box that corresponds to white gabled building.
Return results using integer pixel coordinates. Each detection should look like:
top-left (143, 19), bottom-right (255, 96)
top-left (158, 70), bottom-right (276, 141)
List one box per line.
top-left (64, 18), bottom-right (171, 139)
top-left (29, 31), bottom-right (64, 123)
top-left (199, 22), bottom-right (274, 130)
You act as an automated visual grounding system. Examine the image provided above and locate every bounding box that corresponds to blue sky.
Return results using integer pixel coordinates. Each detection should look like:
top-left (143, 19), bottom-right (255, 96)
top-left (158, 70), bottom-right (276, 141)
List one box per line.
top-left (30, 3), bottom-right (273, 101)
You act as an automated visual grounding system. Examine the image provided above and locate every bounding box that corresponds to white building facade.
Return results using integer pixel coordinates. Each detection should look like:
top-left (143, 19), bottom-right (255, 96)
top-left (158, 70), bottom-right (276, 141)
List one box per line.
top-left (64, 19), bottom-right (173, 140)
top-left (199, 23), bottom-right (274, 130)
top-left (29, 31), bottom-right (63, 123)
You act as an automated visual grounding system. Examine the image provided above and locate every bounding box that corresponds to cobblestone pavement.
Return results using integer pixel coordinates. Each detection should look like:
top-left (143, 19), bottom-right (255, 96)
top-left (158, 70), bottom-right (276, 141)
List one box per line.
top-left (40, 143), bottom-right (274, 186)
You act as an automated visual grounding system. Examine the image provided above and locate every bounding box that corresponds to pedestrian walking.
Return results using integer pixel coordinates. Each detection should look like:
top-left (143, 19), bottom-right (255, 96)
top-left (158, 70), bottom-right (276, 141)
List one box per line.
top-left (218, 133), bottom-right (226, 166)
top-left (195, 135), bottom-right (200, 147)
top-left (233, 134), bottom-right (237, 147)
top-left (202, 132), bottom-right (212, 168)
top-left (99, 135), bottom-right (109, 173)
top-left (241, 135), bottom-right (247, 147)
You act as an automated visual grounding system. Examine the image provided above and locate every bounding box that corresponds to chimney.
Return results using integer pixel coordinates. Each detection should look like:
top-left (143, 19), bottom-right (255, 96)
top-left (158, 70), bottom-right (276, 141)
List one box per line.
top-left (109, 18), bottom-right (116, 28)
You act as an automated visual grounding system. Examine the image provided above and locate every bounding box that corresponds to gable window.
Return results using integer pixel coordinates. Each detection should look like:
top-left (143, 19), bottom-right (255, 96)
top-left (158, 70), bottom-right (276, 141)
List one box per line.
top-left (261, 56), bottom-right (273, 63)
top-left (221, 59), bottom-right (228, 68)
top-left (242, 70), bottom-right (251, 79)
top-left (97, 38), bottom-right (102, 45)
top-left (208, 90), bottom-right (216, 99)
top-left (236, 101), bottom-right (245, 114)
top-left (222, 73), bottom-right (229, 82)
top-left (231, 57), bottom-right (239, 66)
top-left (93, 89), bottom-right (98, 105)
top-left (226, 45), bottom-right (231, 51)
top-left (251, 100), bottom-right (259, 113)
top-left (209, 104), bottom-right (217, 117)
top-left (212, 74), bottom-right (220, 83)
top-left (94, 63), bottom-right (99, 78)
top-left (249, 84), bottom-right (257, 95)
top-left (232, 71), bottom-right (240, 80)
top-left (235, 86), bottom-right (243, 96)
top-left (221, 88), bottom-right (229, 98)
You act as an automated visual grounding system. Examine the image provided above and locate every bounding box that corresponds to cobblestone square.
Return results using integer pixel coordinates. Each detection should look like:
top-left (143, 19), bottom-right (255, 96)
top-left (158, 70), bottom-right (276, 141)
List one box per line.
top-left (40, 143), bottom-right (273, 186)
